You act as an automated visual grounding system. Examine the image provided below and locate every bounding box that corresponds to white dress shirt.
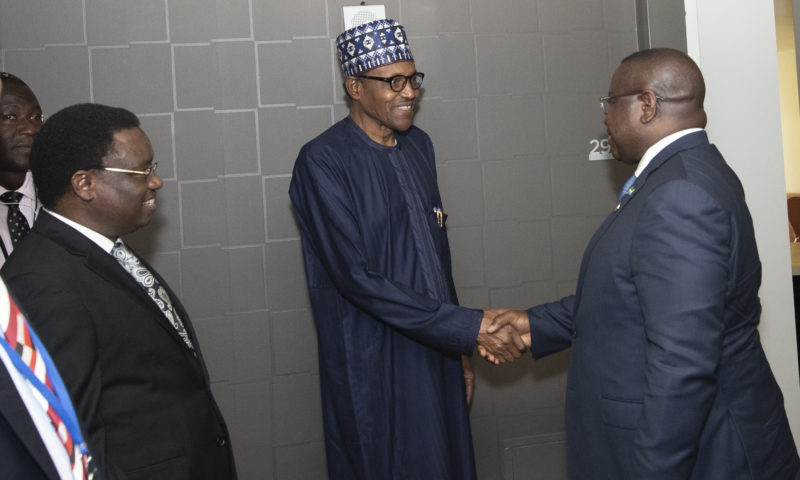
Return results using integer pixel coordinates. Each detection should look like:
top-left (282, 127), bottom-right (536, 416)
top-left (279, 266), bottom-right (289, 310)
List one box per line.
top-left (45, 208), bottom-right (115, 253)
top-left (634, 128), bottom-right (704, 177)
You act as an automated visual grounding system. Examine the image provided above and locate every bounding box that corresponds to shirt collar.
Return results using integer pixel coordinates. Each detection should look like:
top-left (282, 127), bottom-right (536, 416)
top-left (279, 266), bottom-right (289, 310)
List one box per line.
top-left (44, 208), bottom-right (118, 254)
top-left (634, 128), bottom-right (704, 177)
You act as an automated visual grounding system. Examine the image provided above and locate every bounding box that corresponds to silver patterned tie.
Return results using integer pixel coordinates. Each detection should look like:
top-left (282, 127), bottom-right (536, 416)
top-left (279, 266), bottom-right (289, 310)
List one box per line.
top-left (111, 240), bottom-right (194, 350)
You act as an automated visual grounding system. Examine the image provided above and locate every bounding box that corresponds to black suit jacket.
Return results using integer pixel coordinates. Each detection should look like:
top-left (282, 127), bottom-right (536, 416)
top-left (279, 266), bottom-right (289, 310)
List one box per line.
top-left (0, 363), bottom-right (61, 480)
top-left (2, 211), bottom-right (236, 480)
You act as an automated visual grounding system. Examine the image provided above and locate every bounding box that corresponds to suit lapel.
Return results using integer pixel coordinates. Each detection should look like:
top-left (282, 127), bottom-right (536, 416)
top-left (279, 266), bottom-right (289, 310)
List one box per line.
top-left (0, 362), bottom-right (60, 479)
top-left (574, 131), bottom-right (711, 304)
top-left (33, 212), bottom-right (197, 353)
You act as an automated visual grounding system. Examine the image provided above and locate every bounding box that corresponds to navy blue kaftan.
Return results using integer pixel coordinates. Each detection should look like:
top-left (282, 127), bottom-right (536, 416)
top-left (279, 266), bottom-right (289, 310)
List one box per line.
top-left (289, 117), bottom-right (482, 480)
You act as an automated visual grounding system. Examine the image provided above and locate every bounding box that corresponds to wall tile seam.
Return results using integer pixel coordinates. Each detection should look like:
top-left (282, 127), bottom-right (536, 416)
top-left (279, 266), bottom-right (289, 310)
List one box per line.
top-left (262, 175), bottom-right (272, 242)
top-left (177, 179), bottom-right (220, 185)
top-left (271, 440), bottom-right (321, 449)
top-left (294, 105), bottom-right (333, 111)
top-left (88, 45), bottom-right (129, 51)
top-left (436, 158), bottom-right (481, 166)
top-left (219, 243), bottom-right (269, 251)
top-left (209, 37), bottom-right (256, 43)
top-left (139, 248), bottom-right (184, 256)
top-left (262, 174), bottom-right (293, 180)
top-left (259, 103), bottom-right (299, 108)
top-left (211, 172), bottom-right (264, 179)
top-left (473, 32), bottom-right (544, 38)
top-left (271, 372), bottom-right (319, 380)
top-left (475, 93), bottom-right (544, 99)
top-left (264, 237), bottom-right (301, 244)
top-left (192, 312), bottom-right (269, 322)
top-left (539, 28), bottom-right (621, 35)
top-left (1, 47), bottom-right (51, 54)
top-left (174, 107), bottom-right (215, 112)
top-left (226, 380), bottom-right (272, 388)
top-left (178, 242), bottom-right (225, 250)
top-left (254, 40), bottom-right (293, 45)
top-left (423, 97), bottom-right (477, 104)
top-left (128, 40), bottom-right (171, 45)
top-left (269, 307), bottom-right (308, 314)
top-left (222, 308), bottom-right (272, 317)
top-left (210, 108), bottom-right (259, 114)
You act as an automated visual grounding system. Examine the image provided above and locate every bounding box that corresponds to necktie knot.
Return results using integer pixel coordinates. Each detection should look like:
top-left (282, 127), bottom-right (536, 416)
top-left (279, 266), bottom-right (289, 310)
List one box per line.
top-left (0, 191), bottom-right (23, 204)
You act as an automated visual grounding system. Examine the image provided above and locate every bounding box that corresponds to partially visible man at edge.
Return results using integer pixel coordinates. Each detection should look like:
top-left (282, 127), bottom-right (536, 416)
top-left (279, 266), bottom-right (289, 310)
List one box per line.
top-left (0, 75), bottom-right (97, 480)
top-left (3, 103), bottom-right (237, 480)
top-left (289, 18), bottom-right (525, 480)
top-left (486, 48), bottom-right (800, 479)
top-left (0, 72), bottom-right (43, 266)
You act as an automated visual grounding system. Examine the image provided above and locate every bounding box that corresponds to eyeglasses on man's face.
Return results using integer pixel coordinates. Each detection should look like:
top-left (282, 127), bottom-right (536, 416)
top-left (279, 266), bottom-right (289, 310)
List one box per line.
top-left (95, 162), bottom-right (159, 177)
top-left (358, 72), bottom-right (425, 92)
top-left (599, 91), bottom-right (668, 114)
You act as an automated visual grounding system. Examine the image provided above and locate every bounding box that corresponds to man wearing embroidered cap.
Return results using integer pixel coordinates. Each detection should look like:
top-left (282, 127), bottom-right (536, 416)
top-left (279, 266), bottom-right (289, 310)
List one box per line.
top-left (289, 18), bottom-right (524, 480)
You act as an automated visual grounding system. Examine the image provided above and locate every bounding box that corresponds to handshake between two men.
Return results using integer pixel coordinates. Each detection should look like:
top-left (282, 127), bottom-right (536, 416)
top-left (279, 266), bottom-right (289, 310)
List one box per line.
top-left (476, 309), bottom-right (532, 365)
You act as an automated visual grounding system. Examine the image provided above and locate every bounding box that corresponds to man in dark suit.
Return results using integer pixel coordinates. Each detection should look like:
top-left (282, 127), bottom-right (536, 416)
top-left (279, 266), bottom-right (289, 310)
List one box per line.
top-left (2, 103), bottom-right (236, 480)
top-left (486, 48), bottom-right (800, 479)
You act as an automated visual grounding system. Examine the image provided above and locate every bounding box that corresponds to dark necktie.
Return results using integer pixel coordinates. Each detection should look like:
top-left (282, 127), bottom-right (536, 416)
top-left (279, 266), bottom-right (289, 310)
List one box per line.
top-left (0, 191), bottom-right (30, 245)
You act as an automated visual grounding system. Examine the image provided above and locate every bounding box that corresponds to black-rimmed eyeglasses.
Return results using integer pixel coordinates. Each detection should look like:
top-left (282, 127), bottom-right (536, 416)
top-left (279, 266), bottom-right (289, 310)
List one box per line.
top-left (93, 163), bottom-right (159, 176)
top-left (358, 72), bottom-right (425, 92)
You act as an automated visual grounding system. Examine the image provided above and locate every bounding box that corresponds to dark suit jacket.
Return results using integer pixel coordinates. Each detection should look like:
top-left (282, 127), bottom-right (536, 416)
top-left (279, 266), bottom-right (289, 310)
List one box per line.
top-left (528, 131), bottom-right (800, 479)
top-left (0, 362), bottom-right (61, 480)
top-left (2, 211), bottom-right (236, 480)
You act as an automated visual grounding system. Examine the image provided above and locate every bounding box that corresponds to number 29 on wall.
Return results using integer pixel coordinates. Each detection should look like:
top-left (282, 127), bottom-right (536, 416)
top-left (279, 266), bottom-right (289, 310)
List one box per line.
top-left (589, 138), bottom-right (613, 161)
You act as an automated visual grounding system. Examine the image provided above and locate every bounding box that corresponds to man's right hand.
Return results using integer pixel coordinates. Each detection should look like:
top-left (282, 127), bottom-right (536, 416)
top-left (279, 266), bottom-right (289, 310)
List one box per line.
top-left (477, 309), bottom-right (531, 364)
top-left (476, 309), bottom-right (528, 365)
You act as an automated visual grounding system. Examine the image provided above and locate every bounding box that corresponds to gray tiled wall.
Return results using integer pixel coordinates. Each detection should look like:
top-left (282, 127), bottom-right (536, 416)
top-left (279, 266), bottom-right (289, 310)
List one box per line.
top-left (1, 0), bottom-right (644, 478)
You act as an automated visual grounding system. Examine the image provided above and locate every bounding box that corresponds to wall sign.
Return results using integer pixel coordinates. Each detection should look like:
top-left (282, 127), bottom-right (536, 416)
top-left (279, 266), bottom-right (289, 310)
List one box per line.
top-left (589, 138), bottom-right (613, 161)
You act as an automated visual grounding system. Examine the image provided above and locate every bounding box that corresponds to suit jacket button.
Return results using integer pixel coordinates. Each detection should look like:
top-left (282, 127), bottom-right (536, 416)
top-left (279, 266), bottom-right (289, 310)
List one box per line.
top-left (216, 436), bottom-right (227, 448)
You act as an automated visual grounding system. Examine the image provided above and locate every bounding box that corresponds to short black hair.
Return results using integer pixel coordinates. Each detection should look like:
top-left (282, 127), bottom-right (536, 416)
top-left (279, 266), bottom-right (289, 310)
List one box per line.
top-left (30, 103), bottom-right (140, 208)
top-left (0, 72), bottom-right (30, 90)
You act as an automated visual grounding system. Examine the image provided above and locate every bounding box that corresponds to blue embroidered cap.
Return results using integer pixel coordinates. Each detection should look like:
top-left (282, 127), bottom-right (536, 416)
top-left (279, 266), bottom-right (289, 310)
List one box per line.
top-left (336, 19), bottom-right (414, 78)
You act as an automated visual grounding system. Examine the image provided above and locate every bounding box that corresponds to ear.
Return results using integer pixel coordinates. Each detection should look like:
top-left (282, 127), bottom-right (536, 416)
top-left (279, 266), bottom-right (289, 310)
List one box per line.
top-left (70, 170), bottom-right (96, 201)
top-left (639, 90), bottom-right (659, 124)
top-left (344, 76), bottom-right (362, 101)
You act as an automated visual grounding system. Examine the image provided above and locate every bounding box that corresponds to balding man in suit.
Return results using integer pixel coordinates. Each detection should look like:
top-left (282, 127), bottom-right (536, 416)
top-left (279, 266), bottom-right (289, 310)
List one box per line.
top-left (487, 48), bottom-right (800, 479)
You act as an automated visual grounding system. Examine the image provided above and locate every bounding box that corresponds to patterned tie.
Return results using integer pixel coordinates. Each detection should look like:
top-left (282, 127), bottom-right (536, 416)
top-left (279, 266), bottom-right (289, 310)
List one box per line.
top-left (1, 291), bottom-right (90, 479)
top-left (111, 240), bottom-right (195, 350)
top-left (0, 191), bottom-right (30, 245)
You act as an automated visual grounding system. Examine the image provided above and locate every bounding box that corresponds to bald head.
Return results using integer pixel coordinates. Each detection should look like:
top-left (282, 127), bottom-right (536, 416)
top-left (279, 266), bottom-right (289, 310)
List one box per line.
top-left (619, 48), bottom-right (706, 128)
top-left (604, 48), bottom-right (709, 164)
